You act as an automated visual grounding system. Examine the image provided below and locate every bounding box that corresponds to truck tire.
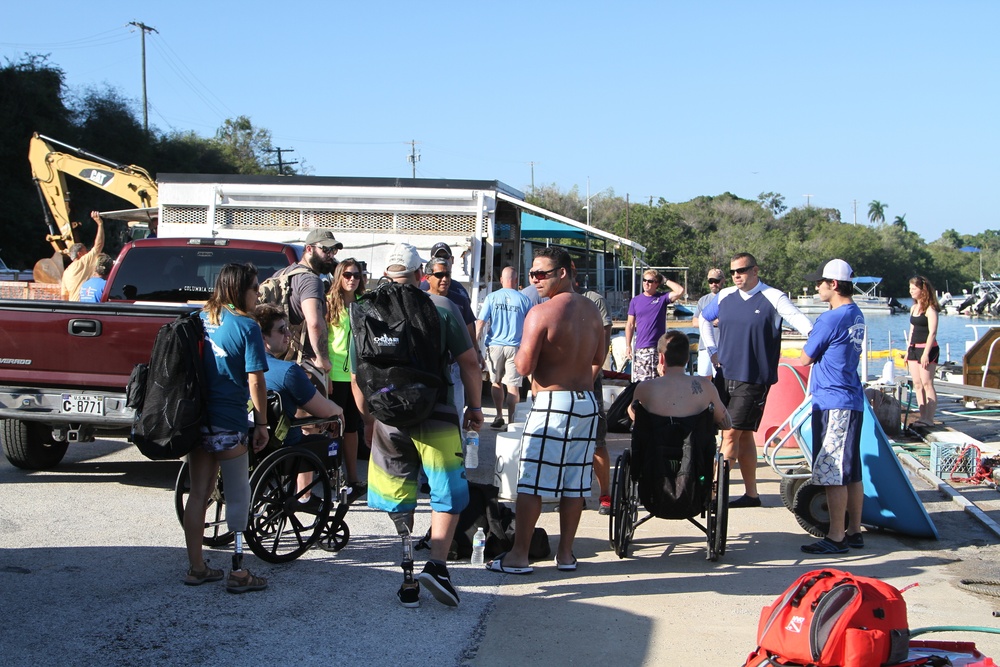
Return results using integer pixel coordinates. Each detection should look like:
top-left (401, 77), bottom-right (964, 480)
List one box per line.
top-left (1, 420), bottom-right (69, 470)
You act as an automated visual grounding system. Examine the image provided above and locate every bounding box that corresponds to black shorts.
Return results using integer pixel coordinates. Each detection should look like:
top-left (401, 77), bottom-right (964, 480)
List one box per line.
top-left (330, 380), bottom-right (361, 434)
top-left (720, 379), bottom-right (770, 432)
top-left (907, 345), bottom-right (939, 363)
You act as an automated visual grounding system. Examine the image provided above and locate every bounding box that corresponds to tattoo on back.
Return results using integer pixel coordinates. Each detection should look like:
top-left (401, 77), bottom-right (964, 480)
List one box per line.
top-left (691, 380), bottom-right (703, 395)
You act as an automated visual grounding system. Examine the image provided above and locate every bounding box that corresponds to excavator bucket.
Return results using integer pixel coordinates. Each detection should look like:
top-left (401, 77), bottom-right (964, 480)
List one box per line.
top-left (33, 252), bottom-right (67, 284)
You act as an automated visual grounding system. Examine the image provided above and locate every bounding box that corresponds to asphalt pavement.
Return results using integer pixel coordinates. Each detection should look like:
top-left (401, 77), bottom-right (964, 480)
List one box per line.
top-left (2, 414), bottom-right (999, 666)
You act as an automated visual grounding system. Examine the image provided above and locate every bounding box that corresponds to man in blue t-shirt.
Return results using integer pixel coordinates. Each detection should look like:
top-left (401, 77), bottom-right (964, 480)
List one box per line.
top-left (799, 259), bottom-right (867, 556)
top-left (476, 266), bottom-right (532, 429)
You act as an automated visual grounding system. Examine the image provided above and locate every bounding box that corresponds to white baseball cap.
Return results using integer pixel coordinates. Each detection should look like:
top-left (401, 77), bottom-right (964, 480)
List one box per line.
top-left (804, 259), bottom-right (854, 282)
top-left (385, 243), bottom-right (427, 277)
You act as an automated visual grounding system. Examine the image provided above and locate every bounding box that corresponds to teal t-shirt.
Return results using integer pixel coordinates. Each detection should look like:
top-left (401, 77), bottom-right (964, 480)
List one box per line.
top-left (201, 309), bottom-right (269, 433)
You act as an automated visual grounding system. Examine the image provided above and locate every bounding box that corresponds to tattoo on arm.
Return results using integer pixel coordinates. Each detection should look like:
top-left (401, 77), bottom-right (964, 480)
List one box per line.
top-left (691, 380), bottom-right (703, 395)
top-left (717, 407), bottom-right (733, 430)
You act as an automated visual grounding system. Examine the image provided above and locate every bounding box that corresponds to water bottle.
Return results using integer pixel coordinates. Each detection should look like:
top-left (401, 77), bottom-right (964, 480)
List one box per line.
top-left (471, 526), bottom-right (486, 565)
top-left (465, 430), bottom-right (479, 469)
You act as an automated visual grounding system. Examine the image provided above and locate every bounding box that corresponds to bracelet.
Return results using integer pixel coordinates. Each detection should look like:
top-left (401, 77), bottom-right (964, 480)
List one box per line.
top-left (469, 407), bottom-right (482, 412)
top-left (255, 422), bottom-right (268, 426)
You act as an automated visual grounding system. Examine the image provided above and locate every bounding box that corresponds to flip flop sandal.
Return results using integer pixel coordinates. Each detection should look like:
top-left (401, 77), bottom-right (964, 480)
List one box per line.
top-left (226, 570), bottom-right (269, 593)
top-left (555, 555), bottom-right (578, 572)
top-left (485, 551), bottom-right (533, 575)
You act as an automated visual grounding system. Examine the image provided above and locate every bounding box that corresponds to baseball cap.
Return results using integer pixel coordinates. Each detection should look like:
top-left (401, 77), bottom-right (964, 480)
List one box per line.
top-left (304, 229), bottom-right (344, 250)
top-left (430, 242), bottom-right (453, 258)
top-left (804, 259), bottom-right (854, 282)
top-left (385, 243), bottom-right (427, 277)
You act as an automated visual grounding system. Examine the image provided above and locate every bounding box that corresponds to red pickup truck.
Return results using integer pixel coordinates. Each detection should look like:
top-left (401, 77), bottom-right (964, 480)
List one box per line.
top-left (0, 237), bottom-right (299, 469)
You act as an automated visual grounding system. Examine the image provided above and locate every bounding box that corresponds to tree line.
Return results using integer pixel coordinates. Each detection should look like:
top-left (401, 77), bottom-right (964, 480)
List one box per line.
top-left (526, 186), bottom-right (995, 300)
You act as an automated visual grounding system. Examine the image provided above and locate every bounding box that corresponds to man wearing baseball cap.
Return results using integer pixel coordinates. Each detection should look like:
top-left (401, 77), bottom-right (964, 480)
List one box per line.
top-left (799, 259), bottom-right (867, 555)
top-left (267, 229), bottom-right (342, 392)
top-left (428, 242), bottom-right (470, 301)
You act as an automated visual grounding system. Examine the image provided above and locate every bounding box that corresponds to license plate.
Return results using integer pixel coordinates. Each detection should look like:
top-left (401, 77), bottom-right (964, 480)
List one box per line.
top-left (61, 394), bottom-right (104, 416)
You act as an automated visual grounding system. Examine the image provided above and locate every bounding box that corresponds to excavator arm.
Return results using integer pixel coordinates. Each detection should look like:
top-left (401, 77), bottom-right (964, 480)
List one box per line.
top-left (28, 132), bottom-right (159, 283)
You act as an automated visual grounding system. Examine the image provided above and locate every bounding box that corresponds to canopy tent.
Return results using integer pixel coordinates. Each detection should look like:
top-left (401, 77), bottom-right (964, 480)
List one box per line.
top-left (519, 212), bottom-right (588, 240)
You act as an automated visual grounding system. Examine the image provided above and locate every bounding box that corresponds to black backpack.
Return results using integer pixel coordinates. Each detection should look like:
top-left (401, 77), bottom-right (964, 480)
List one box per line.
top-left (350, 281), bottom-right (448, 428)
top-left (127, 311), bottom-right (208, 460)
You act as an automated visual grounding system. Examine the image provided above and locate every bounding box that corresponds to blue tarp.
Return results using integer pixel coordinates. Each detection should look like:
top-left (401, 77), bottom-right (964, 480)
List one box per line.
top-left (520, 212), bottom-right (587, 240)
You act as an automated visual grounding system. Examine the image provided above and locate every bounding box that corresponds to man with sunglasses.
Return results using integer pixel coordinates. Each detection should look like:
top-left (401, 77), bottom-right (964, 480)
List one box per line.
top-left (476, 266), bottom-right (532, 430)
top-left (486, 247), bottom-right (606, 574)
top-left (698, 252), bottom-right (812, 508)
top-left (691, 268), bottom-right (725, 378)
top-left (625, 270), bottom-right (685, 382)
top-left (268, 229), bottom-right (342, 396)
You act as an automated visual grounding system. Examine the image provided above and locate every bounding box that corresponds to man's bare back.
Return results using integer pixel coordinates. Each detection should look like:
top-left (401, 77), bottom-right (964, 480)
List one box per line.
top-left (517, 291), bottom-right (605, 393)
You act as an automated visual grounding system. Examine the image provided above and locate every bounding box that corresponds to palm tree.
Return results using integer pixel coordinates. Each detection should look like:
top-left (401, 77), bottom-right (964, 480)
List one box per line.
top-left (868, 200), bottom-right (888, 225)
top-left (892, 214), bottom-right (907, 231)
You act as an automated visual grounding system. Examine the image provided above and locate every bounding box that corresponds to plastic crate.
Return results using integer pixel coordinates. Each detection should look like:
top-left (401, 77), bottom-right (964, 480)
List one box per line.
top-left (929, 442), bottom-right (978, 479)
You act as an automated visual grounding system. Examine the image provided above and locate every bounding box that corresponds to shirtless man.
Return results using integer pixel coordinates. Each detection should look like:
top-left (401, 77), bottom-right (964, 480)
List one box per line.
top-left (486, 247), bottom-right (606, 574)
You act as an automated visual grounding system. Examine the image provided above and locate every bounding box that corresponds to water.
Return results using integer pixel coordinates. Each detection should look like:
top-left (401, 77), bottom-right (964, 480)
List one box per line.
top-left (858, 310), bottom-right (998, 364)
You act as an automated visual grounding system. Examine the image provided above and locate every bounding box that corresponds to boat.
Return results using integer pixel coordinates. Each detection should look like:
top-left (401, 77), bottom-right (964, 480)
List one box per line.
top-left (793, 290), bottom-right (829, 315)
top-left (955, 280), bottom-right (1000, 317)
top-left (853, 276), bottom-right (907, 315)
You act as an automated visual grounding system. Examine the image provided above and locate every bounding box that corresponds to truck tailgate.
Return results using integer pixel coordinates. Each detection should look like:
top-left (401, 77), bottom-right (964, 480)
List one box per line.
top-left (0, 300), bottom-right (198, 391)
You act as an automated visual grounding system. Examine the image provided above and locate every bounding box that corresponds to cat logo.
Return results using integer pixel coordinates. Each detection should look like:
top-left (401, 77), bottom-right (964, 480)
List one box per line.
top-left (785, 616), bottom-right (805, 633)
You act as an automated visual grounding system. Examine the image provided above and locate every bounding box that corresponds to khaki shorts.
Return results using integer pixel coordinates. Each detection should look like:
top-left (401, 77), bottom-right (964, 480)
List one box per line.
top-left (486, 345), bottom-right (524, 388)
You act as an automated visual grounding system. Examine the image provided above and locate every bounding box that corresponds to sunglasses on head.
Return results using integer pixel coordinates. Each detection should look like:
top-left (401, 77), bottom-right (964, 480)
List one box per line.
top-left (730, 265), bottom-right (755, 276)
top-left (529, 268), bottom-right (557, 281)
top-left (708, 278), bottom-right (722, 285)
top-left (430, 271), bottom-right (451, 279)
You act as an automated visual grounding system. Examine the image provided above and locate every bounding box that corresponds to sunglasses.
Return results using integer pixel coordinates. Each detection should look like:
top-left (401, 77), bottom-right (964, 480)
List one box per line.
top-left (730, 265), bottom-right (755, 276)
top-left (275, 324), bottom-right (290, 335)
top-left (708, 278), bottom-right (722, 285)
top-left (642, 278), bottom-right (659, 284)
top-left (529, 268), bottom-right (557, 281)
top-left (342, 272), bottom-right (361, 280)
top-left (430, 271), bottom-right (451, 279)
top-left (249, 283), bottom-right (260, 291)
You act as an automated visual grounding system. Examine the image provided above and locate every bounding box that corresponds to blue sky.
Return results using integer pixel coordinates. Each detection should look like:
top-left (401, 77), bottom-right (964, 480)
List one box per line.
top-left (3, 1), bottom-right (997, 243)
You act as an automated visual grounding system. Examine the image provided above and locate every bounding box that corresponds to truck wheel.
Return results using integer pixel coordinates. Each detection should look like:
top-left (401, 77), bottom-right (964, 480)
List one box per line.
top-left (1, 420), bottom-right (69, 469)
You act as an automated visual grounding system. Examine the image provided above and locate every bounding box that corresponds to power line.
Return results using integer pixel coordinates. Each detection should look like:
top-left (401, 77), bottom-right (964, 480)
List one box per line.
top-left (407, 140), bottom-right (420, 178)
top-left (127, 21), bottom-right (158, 136)
top-left (264, 147), bottom-right (298, 175)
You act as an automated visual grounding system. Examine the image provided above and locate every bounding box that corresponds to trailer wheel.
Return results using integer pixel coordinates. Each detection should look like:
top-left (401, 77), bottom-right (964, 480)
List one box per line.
top-left (1, 420), bottom-right (69, 469)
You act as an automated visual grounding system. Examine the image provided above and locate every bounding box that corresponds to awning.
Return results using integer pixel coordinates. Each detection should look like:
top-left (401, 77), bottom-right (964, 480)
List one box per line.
top-left (520, 213), bottom-right (587, 240)
top-left (497, 193), bottom-right (646, 253)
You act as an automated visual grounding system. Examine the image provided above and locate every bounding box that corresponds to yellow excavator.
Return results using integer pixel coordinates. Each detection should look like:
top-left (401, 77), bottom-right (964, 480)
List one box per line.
top-left (28, 132), bottom-right (158, 283)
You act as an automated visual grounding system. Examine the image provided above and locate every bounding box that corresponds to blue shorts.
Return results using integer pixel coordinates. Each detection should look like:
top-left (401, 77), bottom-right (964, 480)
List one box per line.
top-left (811, 408), bottom-right (863, 486)
top-left (367, 405), bottom-right (469, 515)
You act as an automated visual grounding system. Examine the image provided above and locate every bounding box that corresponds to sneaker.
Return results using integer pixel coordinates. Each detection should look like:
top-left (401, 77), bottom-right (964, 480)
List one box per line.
top-left (490, 417), bottom-right (506, 430)
top-left (297, 494), bottom-right (327, 514)
top-left (417, 561), bottom-right (459, 607)
top-left (346, 481), bottom-right (368, 504)
top-left (728, 494), bottom-right (762, 508)
top-left (598, 495), bottom-right (612, 515)
top-left (846, 532), bottom-right (865, 549)
top-left (397, 581), bottom-right (420, 608)
top-left (801, 537), bottom-right (849, 555)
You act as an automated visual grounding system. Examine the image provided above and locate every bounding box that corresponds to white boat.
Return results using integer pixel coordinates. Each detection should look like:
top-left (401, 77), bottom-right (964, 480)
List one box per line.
top-left (853, 277), bottom-right (907, 315)
top-left (794, 290), bottom-right (829, 315)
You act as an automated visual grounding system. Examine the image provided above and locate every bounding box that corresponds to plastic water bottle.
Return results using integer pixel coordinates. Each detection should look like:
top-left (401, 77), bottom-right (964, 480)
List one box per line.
top-left (471, 527), bottom-right (486, 565)
top-left (465, 430), bottom-right (479, 469)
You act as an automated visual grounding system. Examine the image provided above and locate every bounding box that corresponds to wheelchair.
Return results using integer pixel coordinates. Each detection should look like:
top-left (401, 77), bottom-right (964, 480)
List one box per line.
top-left (174, 392), bottom-right (352, 563)
top-left (610, 402), bottom-right (730, 561)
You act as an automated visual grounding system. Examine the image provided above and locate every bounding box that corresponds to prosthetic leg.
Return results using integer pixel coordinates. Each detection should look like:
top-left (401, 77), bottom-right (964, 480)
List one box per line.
top-left (391, 510), bottom-right (419, 607)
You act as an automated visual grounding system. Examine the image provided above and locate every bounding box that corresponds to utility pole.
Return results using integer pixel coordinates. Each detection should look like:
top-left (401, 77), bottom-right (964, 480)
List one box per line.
top-left (264, 147), bottom-right (298, 175)
top-left (803, 194), bottom-right (813, 207)
top-left (852, 199), bottom-right (857, 225)
top-left (407, 140), bottom-right (420, 178)
top-left (128, 21), bottom-right (158, 136)
top-left (528, 161), bottom-right (538, 195)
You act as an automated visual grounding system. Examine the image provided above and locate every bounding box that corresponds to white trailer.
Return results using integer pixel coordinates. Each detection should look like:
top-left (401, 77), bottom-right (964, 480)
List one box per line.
top-left (151, 174), bottom-right (645, 306)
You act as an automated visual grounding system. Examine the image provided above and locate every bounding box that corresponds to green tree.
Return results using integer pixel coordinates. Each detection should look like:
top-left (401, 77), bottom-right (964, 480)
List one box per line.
top-left (892, 214), bottom-right (907, 230)
top-left (212, 115), bottom-right (282, 175)
top-left (757, 191), bottom-right (787, 216)
top-left (868, 200), bottom-right (888, 226)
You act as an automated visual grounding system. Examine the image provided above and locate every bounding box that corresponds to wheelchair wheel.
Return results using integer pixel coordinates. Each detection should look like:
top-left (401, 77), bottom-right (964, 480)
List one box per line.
top-left (610, 450), bottom-right (637, 558)
top-left (318, 516), bottom-right (351, 552)
top-left (707, 454), bottom-right (730, 561)
top-left (246, 447), bottom-right (332, 563)
top-left (792, 480), bottom-right (843, 538)
top-left (174, 461), bottom-right (234, 547)
top-left (779, 467), bottom-right (810, 511)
